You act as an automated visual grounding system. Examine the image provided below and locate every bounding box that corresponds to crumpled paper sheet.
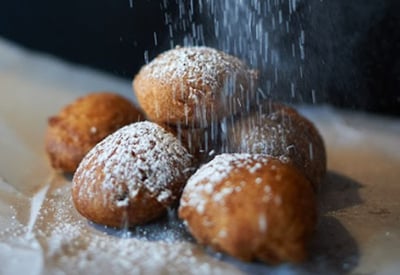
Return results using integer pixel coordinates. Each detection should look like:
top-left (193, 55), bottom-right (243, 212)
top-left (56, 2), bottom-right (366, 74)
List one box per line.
top-left (1, 37), bottom-right (400, 274)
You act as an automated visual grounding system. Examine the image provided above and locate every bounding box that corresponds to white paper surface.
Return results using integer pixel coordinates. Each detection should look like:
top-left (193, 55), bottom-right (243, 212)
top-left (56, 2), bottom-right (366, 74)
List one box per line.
top-left (0, 37), bottom-right (399, 274)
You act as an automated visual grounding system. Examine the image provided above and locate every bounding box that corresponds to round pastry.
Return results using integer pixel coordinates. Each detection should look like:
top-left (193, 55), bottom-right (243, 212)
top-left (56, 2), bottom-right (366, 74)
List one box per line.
top-left (226, 101), bottom-right (326, 190)
top-left (72, 121), bottom-right (194, 228)
top-left (45, 92), bottom-right (144, 173)
top-left (179, 154), bottom-right (317, 264)
top-left (133, 46), bottom-right (258, 127)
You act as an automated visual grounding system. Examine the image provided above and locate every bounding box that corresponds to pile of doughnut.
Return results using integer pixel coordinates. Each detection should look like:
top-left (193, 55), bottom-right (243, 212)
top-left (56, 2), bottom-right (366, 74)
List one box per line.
top-left (45, 46), bottom-right (326, 264)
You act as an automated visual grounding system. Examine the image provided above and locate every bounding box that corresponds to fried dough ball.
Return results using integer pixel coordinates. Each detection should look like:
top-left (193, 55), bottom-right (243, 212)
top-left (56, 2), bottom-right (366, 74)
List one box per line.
top-left (179, 154), bottom-right (317, 264)
top-left (133, 46), bottom-right (258, 127)
top-left (72, 121), bottom-right (194, 228)
top-left (227, 101), bottom-right (326, 190)
top-left (45, 92), bottom-right (143, 173)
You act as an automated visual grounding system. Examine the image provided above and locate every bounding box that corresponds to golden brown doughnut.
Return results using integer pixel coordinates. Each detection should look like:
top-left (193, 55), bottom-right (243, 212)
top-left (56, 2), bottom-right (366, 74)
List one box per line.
top-left (226, 101), bottom-right (326, 190)
top-left (72, 121), bottom-right (194, 228)
top-left (133, 46), bottom-right (258, 127)
top-left (45, 92), bottom-right (143, 173)
top-left (179, 154), bottom-right (317, 264)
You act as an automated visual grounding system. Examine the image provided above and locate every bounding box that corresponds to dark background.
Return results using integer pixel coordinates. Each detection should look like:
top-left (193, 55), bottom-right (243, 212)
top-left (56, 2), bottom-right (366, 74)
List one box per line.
top-left (0, 0), bottom-right (398, 116)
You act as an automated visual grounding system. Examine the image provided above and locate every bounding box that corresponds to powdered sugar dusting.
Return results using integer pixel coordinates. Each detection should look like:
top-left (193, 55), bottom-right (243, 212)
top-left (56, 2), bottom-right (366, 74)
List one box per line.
top-left (181, 154), bottom-right (269, 213)
top-left (25, 176), bottom-right (243, 275)
top-left (258, 214), bottom-right (268, 233)
top-left (73, 121), bottom-right (193, 207)
top-left (142, 46), bottom-right (248, 92)
top-left (238, 114), bottom-right (291, 158)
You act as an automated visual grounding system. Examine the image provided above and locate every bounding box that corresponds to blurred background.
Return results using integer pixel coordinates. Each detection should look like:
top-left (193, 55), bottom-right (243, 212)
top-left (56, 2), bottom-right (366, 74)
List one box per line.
top-left (0, 0), bottom-right (398, 116)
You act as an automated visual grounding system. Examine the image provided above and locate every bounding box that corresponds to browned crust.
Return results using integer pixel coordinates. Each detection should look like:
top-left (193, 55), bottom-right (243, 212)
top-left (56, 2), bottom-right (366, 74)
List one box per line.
top-left (227, 101), bottom-right (327, 190)
top-left (72, 163), bottom-right (168, 227)
top-left (45, 92), bottom-right (144, 173)
top-left (133, 46), bottom-right (258, 127)
top-left (179, 156), bottom-right (317, 264)
top-left (71, 121), bottom-right (194, 228)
